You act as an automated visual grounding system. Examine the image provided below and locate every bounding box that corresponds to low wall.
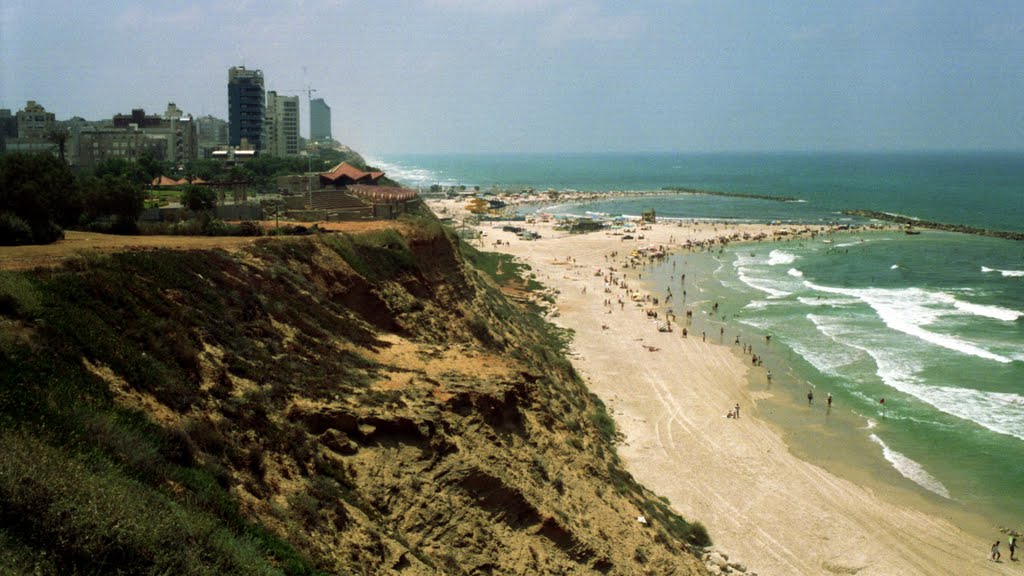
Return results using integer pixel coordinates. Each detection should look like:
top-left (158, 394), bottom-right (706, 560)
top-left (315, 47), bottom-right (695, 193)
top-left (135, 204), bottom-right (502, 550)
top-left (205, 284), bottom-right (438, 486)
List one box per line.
top-left (140, 204), bottom-right (263, 223)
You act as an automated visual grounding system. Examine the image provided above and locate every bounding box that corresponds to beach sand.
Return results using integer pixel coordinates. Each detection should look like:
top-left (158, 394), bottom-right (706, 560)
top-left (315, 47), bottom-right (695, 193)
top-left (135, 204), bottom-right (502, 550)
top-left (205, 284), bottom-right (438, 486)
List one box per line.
top-left (433, 199), bottom-right (1015, 576)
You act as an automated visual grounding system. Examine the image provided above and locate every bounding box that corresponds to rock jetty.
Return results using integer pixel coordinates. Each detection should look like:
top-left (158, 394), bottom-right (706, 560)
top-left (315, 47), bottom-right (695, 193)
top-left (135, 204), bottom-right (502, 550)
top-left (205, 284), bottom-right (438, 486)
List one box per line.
top-left (844, 209), bottom-right (1024, 241)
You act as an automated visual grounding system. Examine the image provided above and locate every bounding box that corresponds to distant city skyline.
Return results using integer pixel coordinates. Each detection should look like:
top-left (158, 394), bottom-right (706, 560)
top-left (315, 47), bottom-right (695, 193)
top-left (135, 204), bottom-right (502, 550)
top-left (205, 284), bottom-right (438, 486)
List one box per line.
top-left (3, 1), bottom-right (1023, 154)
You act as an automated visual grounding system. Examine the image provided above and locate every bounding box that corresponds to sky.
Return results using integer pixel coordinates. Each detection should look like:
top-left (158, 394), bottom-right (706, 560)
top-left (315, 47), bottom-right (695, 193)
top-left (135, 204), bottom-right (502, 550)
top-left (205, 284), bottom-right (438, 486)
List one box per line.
top-left (2, 0), bottom-right (1023, 154)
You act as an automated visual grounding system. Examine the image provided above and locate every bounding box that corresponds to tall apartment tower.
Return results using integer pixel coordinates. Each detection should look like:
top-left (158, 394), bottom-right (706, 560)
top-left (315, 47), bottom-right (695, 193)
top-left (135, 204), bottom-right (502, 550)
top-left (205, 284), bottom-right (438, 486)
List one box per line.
top-left (227, 66), bottom-right (264, 150)
top-left (263, 91), bottom-right (300, 157)
top-left (310, 98), bottom-right (331, 142)
top-left (196, 115), bottom-right (229, 157)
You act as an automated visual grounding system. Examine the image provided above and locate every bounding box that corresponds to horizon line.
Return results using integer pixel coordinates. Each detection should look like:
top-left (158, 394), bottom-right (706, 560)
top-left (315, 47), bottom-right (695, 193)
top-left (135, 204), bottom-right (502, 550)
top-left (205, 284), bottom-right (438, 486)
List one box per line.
top-left (370, 148), bottom-right (1024, 156)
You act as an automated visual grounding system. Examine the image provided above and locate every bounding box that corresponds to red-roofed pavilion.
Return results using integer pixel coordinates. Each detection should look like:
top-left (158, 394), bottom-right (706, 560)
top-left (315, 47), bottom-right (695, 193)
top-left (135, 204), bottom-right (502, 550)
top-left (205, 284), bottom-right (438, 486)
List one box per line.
top-left (318, 162), bottom-right (385, 187)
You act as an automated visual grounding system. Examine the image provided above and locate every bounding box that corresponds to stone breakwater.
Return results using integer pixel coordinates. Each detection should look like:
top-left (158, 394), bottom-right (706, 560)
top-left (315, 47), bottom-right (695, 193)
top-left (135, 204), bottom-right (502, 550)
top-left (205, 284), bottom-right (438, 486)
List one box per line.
top-left (844, 209), bottom-right (1024, 241)
top-left (662, 187), bottom-right (799, 202)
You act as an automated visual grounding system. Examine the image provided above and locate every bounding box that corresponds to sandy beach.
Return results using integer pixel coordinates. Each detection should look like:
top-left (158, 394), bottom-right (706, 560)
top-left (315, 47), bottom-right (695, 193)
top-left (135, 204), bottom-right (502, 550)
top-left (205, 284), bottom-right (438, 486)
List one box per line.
top-left (430, 198), bottom-right (1016, 576)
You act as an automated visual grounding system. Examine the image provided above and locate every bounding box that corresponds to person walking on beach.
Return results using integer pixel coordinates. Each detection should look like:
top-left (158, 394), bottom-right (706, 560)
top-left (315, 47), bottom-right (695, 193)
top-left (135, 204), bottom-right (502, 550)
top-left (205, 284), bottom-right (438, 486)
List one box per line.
top-left (807, 390), bottom-right (814, 405)
top-left (1010, 535), bottom-right (1017, 561)
top-left (827, 393), bottom-right (833, 408)
top-left (991, 540), bottom-right (1001, 562)
top-left (734, 403), bottom-right (740, 418)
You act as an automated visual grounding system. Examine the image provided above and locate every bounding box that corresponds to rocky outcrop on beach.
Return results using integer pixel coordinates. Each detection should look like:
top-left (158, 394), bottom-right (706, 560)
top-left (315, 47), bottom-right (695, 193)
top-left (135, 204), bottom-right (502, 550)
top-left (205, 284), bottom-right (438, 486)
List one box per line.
top-left (700, 548), bottom-right (756, 575)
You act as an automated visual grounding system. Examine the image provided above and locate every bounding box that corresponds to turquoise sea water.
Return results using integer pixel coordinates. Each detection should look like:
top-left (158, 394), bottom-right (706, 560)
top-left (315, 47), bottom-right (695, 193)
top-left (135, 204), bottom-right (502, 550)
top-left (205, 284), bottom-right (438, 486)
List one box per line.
top-left (374, 152), bottom-right (1024, 232)
top-left (375, 152), bottom-right (1024, 528)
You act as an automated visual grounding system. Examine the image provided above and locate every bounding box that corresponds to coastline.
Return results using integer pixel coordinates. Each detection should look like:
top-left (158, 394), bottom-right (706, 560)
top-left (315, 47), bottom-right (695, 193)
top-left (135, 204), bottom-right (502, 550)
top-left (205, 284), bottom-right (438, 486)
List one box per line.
top-left (430, 198), bottom-right (1015, 576)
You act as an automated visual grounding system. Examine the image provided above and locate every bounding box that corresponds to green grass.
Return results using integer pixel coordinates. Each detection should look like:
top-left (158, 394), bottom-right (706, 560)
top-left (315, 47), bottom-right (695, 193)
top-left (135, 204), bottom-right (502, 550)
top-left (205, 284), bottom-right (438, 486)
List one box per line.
top-left (146, 188), bottom-right (184, 204)
top-left (458, 241), bottom-right (537, 288)
top-left (0, 431), bottom-right (316, 575)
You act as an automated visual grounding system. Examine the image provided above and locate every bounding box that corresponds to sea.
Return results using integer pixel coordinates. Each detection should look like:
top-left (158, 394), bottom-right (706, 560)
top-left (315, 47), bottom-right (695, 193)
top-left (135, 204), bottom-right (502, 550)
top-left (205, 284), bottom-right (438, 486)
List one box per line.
top-left (373, 152), bottom-right (1024, 531)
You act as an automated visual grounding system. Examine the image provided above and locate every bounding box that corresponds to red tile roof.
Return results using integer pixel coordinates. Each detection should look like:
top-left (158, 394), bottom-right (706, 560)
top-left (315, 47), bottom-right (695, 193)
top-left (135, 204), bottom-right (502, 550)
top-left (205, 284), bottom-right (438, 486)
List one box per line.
top-left (319, 162), bottom-right (385, 184)
top-left (151, 175), bottom-right (186, 187)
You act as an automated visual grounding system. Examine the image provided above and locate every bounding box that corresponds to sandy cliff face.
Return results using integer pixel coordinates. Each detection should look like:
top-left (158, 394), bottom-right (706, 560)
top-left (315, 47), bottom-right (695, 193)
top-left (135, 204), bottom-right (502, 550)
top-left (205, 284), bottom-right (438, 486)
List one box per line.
top-left (0, 219), bottom-right (709, 575)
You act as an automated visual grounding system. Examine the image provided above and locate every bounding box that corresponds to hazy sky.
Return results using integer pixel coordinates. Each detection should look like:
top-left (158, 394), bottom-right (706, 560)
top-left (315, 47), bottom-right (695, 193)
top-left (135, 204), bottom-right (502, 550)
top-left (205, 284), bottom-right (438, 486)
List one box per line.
top-left (3, 1), bottom-right (1022, 154)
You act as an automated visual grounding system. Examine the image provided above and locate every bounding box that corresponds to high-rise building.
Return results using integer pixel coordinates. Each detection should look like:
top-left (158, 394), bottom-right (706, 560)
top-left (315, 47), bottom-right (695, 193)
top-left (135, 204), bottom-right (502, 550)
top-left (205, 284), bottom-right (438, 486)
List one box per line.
top-left (310, 98), bottom-right (332, 142)
top-left (15, 101), bottom-right (55, 139)
top-left (196, 115), bottom-right (229, 157)
top-left (227, 66), bottom-right (264, 150)
top-left (263, 91), bottom-right (300, 157)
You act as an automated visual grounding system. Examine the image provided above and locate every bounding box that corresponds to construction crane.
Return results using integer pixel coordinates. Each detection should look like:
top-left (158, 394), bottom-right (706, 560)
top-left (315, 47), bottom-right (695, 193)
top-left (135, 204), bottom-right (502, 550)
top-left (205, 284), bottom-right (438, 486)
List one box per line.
top-left (285, 86), bottom-right (316, 103)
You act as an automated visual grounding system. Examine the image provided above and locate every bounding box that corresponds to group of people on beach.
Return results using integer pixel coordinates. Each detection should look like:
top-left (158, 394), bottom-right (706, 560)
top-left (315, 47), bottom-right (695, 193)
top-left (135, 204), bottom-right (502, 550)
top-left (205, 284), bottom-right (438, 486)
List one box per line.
top-left (571, 221), bottom-right (855, 433)
top-left (739, 342), bottom-right (766, 367)
top-left (806, 390), bottom-right (834, 409)
top-left (990, 535), bottom-right (1018, 562)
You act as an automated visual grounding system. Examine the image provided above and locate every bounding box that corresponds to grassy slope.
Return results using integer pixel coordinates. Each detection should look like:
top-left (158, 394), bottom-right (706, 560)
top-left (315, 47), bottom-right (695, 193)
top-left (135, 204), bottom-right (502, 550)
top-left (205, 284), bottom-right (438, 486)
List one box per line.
top-left (0, 213), bottom-right (709, 575)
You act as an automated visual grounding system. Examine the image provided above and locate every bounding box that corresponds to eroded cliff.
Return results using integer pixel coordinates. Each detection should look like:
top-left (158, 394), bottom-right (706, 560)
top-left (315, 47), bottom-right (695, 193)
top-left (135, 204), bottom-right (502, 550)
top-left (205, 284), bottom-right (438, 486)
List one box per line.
top-left (0, 214), bottom-right (709, 575)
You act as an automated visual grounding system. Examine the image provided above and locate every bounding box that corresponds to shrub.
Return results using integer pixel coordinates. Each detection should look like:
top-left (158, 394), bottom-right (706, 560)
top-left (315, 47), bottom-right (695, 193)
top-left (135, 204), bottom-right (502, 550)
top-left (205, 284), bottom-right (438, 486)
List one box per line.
top-left (685, 522), bottom-right (711, 547)
top-left (287, 492), bottom-right (321, 529)
top-left (182, 185), bottom-right (217, 212)
top-left (238, 220), bottom-right (263, 236)
top-left (0, 212), bottom-right (33, 246)
top-left (204, 218), bottom-right (229, 236)
top-left (467, 313), bottom-right (499, 348)
top-left (0, 272), bottom-right (42, 317)
top-left (588, 408), bottom-right (617, 444)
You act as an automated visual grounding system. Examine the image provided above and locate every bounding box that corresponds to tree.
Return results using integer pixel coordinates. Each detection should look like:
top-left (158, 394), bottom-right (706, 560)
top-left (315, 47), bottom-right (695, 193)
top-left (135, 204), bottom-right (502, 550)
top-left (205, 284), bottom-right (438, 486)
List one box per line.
top-left (81, 174), bottom-right (145, 231)
top-left (95, 158), bottom-right (148, 186)
top-left (465, 198), bottom-right (489, 215)
top-left (0, 152), bottom-right (81, 244)
top-left (182, 185), bottom-right (217, 213)
top-left (136, 150), bottom-right (167, 184)
top-left (183, 159), bottom-right (225, 182)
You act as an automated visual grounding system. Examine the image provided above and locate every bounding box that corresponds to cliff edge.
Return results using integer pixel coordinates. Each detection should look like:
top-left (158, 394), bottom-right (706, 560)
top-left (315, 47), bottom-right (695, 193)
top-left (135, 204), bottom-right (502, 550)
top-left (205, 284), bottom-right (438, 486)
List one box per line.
top-left (0, 212), bottom-right (710, 575)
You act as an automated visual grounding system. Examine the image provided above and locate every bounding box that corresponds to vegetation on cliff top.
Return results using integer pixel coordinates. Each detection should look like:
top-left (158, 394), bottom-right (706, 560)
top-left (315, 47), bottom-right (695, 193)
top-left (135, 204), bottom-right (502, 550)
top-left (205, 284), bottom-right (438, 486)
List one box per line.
top-left (0, 214), bottom-right (710, 574)
top-left (0, 147), bottom-right (397, 246)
